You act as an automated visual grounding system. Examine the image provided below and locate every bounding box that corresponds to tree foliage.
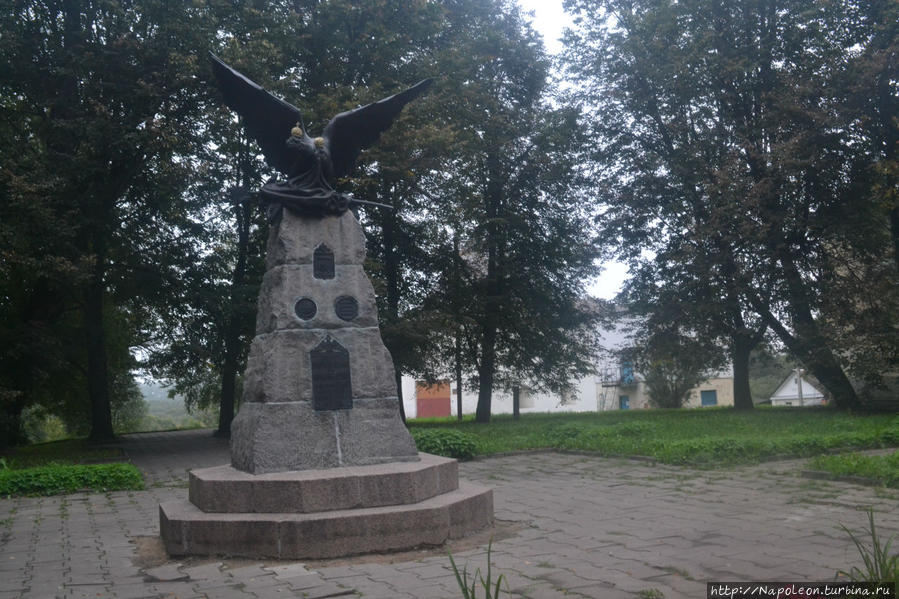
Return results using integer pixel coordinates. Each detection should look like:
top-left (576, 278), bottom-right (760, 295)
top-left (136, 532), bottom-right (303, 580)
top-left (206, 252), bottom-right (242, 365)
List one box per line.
top-left (0, 0), bottom-right (216, 443)
top-left (635, 331), bottom-right (725, 409)
top-left (563, 0), bottom-right (899, 409)
top-left (0, 0), bottom-right (608, 441)
top-left (417, 0), bottom-right (602, 422)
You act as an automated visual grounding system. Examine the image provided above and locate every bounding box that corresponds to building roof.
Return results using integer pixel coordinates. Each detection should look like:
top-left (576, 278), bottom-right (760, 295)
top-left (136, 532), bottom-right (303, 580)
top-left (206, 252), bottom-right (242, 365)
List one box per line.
top-left (770, 371), bottom-right (825, 401)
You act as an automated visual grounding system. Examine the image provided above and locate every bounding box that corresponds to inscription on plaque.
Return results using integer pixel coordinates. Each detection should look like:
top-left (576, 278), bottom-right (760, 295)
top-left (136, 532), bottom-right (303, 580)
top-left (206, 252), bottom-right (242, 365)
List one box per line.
top-left (334, 295), bottom-right (359, 321)
top-left (294, 298), bottom-right (317, 320)
top-left (310, 336), bottom-right (352, 411)
top-left (313, 244), bottom-right (335, 279)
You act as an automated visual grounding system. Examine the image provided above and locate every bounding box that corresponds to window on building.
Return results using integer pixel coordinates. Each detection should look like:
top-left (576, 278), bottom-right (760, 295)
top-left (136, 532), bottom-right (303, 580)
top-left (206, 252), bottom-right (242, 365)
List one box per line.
top-left (700, 390), bottom-right (717, 407)
top-left (619, 395), bottom-right (630, 410)
top-left (620, 362), bottom-right (635, 385)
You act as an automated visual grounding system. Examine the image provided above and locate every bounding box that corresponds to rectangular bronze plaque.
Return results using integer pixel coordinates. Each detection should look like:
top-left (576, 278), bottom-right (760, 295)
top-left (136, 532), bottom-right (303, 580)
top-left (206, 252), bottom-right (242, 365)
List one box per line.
top-left (310, 337), bottom-right (352, 411)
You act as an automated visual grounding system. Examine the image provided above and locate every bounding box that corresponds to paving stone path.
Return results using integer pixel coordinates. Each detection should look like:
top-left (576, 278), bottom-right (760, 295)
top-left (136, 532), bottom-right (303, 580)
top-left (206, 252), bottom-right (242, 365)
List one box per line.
top-left (1, 429), bottom-right (897, 599)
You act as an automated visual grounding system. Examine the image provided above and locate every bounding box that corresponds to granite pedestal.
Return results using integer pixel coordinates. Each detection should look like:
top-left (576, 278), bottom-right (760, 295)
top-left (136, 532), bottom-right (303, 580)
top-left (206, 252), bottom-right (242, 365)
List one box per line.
top-left (160, 209), bottom-right (492, 558)
top-left (159, 453), bottom-right (493, 559)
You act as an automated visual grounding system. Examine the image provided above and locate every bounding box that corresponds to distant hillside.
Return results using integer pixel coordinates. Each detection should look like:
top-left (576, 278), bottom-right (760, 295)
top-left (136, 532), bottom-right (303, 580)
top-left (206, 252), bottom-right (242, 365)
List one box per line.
top-left (136, 381), bottom-right (217, 431)
top-left (139, 381), bottom-right (175, 403)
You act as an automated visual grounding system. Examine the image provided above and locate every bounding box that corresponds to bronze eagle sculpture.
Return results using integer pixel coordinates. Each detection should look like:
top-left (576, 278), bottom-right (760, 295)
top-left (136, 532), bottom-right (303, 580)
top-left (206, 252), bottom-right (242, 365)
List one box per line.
top-left (209, 53), bottom-right (433, 219)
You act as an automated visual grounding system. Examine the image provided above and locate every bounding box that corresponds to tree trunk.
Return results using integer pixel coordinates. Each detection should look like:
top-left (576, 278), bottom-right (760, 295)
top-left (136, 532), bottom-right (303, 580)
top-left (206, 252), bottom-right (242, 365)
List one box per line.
top-left (731, 334), bottom-right (754, 410)
top-left (453, 231), bottom-right (464, 421)
top-left (891, 206), bottom-right (899, 272)
top-left (779, 254), bottom-right (861, 410)
top-left (217, 347), bottom-right (238, 437)
top-left (475, 152), bottom-right (503, 424)
top-left (803, 348), bottom-right (861, 410)
top-left (455, 331), bottom-right (463, 421)
top-left (0, 395), bottom-right (29, 449)
top-left (755, 301), bottom-right (861, 410)
top-left (217, 196), bottom-right (252, 437)
top-left (379, 183), bottom-right (407, 424)
top-left (86, 246), bottom-right (114, 442)
top-left (512, 385), bottom-right (520, 420)
top-left (395, 369), bottom-right (406, 423)
top-left (475, 323), bottom-right (496, 423)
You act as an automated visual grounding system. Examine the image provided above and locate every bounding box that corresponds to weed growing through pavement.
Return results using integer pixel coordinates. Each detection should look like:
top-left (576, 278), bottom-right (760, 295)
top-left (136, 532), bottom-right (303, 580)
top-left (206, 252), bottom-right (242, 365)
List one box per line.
top-left (449, 540), bottom-right (508, 599)
top-left (837, 508), bottom-right (898, 586)
top-left (659, 565), bottom-right (694, 581)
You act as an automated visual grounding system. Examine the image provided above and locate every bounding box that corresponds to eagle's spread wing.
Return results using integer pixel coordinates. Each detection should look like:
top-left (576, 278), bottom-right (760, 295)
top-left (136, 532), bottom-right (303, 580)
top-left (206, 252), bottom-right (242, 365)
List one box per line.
top-left (209, 53), bottom-right (304, 176)
top-left (323, 79), bottom-right (433, 179)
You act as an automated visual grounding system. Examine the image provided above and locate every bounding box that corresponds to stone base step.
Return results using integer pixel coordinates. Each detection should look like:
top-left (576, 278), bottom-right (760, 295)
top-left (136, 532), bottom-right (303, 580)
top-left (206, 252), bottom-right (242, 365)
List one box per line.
top-left (160, 481), bottom-right (493, 559)
top-left (190, 453), bottom-right (458, 513)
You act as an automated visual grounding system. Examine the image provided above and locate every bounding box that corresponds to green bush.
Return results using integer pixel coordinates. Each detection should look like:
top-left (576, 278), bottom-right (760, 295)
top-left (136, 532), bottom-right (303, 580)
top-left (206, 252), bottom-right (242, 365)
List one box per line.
top-left (412, 429), bottom-right (478, 460)
top-left (0, 463), bottom-right (144, 497)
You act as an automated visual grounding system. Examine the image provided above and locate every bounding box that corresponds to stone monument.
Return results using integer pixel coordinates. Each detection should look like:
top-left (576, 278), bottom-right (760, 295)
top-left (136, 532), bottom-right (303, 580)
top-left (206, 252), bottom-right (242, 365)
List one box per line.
top-left (159, 55), bottom-right (492, 559)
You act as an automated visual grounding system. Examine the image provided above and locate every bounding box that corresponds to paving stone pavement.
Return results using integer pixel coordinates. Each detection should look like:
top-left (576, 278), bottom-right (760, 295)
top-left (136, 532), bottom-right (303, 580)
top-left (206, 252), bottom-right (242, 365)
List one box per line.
top-left (1, 429), bottom-right (897, 599)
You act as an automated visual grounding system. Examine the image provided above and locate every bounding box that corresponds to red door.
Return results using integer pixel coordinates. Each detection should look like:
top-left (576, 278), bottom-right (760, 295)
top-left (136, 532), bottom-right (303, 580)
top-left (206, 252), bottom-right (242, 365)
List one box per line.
top-left (415, 381), bottom-right (451, 418)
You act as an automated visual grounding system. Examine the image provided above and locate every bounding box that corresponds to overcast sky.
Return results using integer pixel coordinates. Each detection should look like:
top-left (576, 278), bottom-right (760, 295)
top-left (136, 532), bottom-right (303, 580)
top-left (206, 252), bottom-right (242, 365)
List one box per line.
top-left (515, 0), bottom-right (628, 300)
top-left (516, 0), bottom-right (568, 55)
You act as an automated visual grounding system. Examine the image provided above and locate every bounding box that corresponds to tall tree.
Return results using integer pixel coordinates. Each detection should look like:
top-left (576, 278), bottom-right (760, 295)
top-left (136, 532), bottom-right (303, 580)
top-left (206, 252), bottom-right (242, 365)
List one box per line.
top-left (1, 0), bottom-right (216, 440)
top-left (425, 0), bottom-right (601, 422)
top-left (564, 0), bottom-right (898, 409)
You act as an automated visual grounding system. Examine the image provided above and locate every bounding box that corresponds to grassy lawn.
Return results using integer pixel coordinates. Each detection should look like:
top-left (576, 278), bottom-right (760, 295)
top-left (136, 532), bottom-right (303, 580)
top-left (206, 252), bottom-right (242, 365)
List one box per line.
top-left (0, 438), bottom-right (123, 469)
top-left (0, 439), bottom-right (144, 497)
top-left (808, 451), bottom-right (899, 488)
top-left (408, 406), bottom-right (899, 467)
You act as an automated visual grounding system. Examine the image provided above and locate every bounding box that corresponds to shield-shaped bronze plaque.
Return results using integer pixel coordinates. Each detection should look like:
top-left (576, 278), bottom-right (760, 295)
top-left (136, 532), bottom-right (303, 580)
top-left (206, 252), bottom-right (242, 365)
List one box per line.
top-left (313, 244), bottom-right (335, 279)
top-left (310, 336), bottom-right (352, 411)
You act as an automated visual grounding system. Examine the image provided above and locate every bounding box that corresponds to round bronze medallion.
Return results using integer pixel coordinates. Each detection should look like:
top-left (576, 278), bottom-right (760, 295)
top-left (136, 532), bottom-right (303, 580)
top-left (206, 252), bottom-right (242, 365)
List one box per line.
top-left (334, 295), bottom-right (359, 321)
top-left (294, 298), bottom-right (317, 320)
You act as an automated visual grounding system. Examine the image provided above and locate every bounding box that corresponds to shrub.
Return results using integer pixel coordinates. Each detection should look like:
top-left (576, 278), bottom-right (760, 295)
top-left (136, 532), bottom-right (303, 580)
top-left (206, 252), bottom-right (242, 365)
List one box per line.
top-left (0, 463), bottom-right (144, 497)
top-left (412, 429), bottom-right (478, 460)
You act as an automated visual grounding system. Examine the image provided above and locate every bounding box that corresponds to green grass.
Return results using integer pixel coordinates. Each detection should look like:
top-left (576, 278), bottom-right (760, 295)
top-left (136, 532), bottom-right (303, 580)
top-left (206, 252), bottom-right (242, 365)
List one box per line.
top-left (0, 463), bottom-right (144, 497)
top-left (1, 438), bottom-right (123, 470)
top-left (407, 407), bottom-right (899, 467)
top-left (0, 438), bottom-right (142, 497)
top-left (809, 451), bottom-right (899, 488)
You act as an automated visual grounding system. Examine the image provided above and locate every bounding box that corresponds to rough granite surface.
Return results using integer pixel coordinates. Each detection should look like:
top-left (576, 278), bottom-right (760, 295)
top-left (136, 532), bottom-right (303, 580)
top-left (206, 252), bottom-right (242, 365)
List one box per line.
top-left (230, 210), bottom-right (417, 473)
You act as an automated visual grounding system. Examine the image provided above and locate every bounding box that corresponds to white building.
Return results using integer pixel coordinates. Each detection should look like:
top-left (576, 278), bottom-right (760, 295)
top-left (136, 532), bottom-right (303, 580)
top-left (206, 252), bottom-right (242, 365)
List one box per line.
top-left (594, 313), bottom-right (734, 410)
top-left (401, 306), bottom-right (737, 417)
top-left (401, 374), bottom-right (597, 419)
top-left (769, 370), bottom-right (826, 407)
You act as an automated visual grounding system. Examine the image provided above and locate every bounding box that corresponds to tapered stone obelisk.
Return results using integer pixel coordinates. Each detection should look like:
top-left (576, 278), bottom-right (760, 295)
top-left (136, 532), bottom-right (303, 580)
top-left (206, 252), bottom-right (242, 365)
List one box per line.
top-left (230, 209), bottom-right (418, 473)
